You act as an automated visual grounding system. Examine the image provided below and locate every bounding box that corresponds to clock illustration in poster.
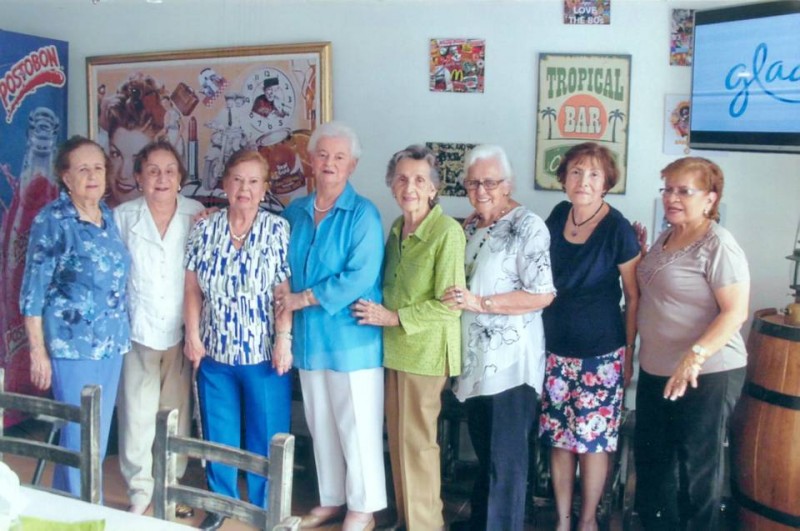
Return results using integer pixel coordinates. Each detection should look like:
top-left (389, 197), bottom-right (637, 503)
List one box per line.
top-left (245, 67), bottom-right (296, 136)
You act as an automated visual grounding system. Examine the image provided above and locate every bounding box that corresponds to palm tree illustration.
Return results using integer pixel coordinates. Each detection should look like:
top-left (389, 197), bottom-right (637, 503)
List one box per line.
top-left (540, 107), bottom-right (557, 139)
top-left (608, 109), bottom-right (626, 143)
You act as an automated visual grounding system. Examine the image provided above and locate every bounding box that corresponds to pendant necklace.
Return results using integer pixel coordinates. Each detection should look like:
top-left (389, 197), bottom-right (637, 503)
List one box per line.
top-left (229, 215), bottom-right (253, 243)
top-left (465, 206), bottom-right (509, 281)
top-left (570, 201), bottom-right (604, 237)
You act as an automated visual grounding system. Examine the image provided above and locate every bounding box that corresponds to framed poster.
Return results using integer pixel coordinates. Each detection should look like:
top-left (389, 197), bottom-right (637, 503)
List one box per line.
top-left (535, 53), bottom-right (631, 194)
top-left (87, 42), bottom-right (331, 211)
top-left (429, 38), bottom-right (485, 93)
top-left (425, 141), bottom-right (477, 197)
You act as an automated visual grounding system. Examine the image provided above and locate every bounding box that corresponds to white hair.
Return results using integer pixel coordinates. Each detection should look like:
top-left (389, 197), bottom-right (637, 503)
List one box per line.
top-left (464, 144), bottom-right (515, 185)
top-left (308, 121), bottom-right (362, 160)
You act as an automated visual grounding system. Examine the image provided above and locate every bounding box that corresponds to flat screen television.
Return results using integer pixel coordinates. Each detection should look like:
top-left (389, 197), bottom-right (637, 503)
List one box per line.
top-left (689, 0), bottom-right (800, 153)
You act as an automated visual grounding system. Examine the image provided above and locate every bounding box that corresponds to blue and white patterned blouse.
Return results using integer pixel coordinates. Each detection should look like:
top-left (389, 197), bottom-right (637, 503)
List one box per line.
top-left (184, 209), bottom-right (290, 366)
top-left (20, 191), bottom-right (131, 360)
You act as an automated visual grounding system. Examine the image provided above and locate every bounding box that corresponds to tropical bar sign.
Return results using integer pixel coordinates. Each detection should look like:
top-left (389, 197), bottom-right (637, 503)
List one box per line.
top-left (534, 53), bottom-right (631, 193)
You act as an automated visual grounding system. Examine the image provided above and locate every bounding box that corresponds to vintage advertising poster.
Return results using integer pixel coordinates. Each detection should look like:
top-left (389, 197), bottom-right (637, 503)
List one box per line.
top-left (670, 9), bottom-right (695, 66)
top-left (535, 53), bottom-right (631, 193)
top-left (0, 29), bottom-right (69, 423)
top-left (87, 43), bottom-right (331, 212)
top-left (426, 141), bottom-right (477, 197)
top-left (664, 94), bottom-right (692, 155)
top-left (564, 0), bottom-right (611, 25)
top-left (429, 39), bottom-right (485, 93)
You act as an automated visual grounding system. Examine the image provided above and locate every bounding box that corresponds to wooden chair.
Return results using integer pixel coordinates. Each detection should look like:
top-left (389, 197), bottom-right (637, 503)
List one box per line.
top-left (153, 408), bottom-right (301, 530)
top-left (0, 367), bottom-right (101, 503)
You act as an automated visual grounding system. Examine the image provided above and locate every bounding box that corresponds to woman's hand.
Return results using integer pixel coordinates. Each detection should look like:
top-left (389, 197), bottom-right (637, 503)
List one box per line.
top-left (441, 286), bottom-right (481, 313)
top-left (29, 346), bottom-right (52, 391)
top-left (275, 290), bottom-right (312, 316)
top-left (633, 221), bottom-right (649, 257)
top-left (663, 351), bottom-right (703, 400)
top-left (184, 335), bottom-right (207, 370)
top-left (271, 336), bottom-right (293, 376)
top-left (192, 206), bottom-right (220, 224)
top-left (352, 299), bottom-right (400, 327)
top-left (623, 345), bottom-right (635, 389)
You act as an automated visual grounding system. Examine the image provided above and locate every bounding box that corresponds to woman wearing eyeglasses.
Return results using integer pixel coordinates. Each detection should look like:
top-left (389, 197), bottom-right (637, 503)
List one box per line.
top-left (634, 157), bottom-right (748, 530)
top-left (538, 142), bottom-right (640, 531)
top-left (442, 145), bottom-right (555, 531)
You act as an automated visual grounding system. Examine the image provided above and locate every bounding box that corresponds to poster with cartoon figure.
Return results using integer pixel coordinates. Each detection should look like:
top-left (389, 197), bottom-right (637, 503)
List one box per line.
top-left (535, 53), bottom-right (631, 193)
top-left (87, 43), bottom-right (331, 211)
top-left (429, 39), bottom-right (485, 93)
top-left (664, 94), bottom-right (692, 155)
top-left (564, 0), bottom-right (611, 25)
top-left (670, 9), bottom-right (695, 66)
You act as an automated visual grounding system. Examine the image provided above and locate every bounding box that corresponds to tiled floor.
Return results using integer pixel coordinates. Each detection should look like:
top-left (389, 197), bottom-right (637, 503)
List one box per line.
top-left (3, 417), bottom-right (630, 530)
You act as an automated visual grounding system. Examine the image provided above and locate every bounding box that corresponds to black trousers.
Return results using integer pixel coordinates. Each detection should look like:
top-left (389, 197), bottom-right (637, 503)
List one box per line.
top-left (634, 368), bottom-right (745, 531)
top-left (464, 384), bottom-right (537, 531)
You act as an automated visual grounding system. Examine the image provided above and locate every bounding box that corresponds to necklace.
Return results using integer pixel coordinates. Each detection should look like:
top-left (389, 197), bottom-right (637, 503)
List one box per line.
top-left (313, 198), bottom-right (335, 213)
top-left (465, 206), bottom-right (509, 280)
top-left (570, 201), bottom-right (604, 237)
top-left (230, 229), bottom-right (248, 243)
top-left (74, 203), bottom-right (102, 226)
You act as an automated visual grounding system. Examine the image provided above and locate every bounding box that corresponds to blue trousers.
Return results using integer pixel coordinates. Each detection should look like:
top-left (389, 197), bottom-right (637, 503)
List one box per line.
top-left (465, 384), bottom-right (537, 531)
top-left (50, 355), bottom-right (123, 499)
top-left (196, 358), bottom-right (291, 508)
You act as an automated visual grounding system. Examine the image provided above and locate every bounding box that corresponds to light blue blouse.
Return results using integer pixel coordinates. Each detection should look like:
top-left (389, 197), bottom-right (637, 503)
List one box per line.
top-left (20, 191), bottom-right (131, 360)
top-left (283, 182), bottom-right (384, 371)
top-left (184, 209), bottom-right (290, 366)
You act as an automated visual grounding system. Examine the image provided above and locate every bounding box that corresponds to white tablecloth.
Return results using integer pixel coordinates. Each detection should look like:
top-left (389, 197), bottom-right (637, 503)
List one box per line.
top-left (18, 487), bottom-right (188, 530)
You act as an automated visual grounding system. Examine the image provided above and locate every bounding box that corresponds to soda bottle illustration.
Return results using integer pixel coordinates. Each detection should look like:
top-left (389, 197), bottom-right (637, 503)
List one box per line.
top-left (1, 107), bottom-right (60, 364)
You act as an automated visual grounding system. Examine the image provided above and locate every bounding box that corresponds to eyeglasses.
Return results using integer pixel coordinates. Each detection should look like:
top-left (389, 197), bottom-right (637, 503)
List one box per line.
top-left (659, 186), bottom-right (703, 198)
top-left (464, 179), bottom-right (504, 191)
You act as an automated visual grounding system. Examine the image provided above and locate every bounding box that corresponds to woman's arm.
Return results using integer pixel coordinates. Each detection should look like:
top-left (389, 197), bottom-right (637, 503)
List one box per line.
top-left (442, 288), bottom-right (555, 315)
top-left (25, 316), bottom-right (51, 391)
top-left (663, 280), bottom-right (749, 400)
top-left (619, 254), bottom-right (641, 389)
top-left (272, 279), bottom-right (293, 375)
top-left (183, 270), bottom-right (206, 370)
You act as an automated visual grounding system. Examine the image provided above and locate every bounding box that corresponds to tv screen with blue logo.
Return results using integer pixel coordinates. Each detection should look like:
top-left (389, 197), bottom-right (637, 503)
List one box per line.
top-left (689, 0), bottom-right (800, 153)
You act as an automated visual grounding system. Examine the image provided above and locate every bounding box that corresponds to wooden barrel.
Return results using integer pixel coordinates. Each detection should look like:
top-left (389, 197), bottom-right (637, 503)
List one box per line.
top-left (731, 308), bottom-right (800, 530)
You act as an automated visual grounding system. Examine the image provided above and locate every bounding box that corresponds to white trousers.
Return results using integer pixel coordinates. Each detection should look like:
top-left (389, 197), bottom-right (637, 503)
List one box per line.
top-left (117, 341), bottom-right (192, 506)
top-left (299, 367), bottom-right (387, 513)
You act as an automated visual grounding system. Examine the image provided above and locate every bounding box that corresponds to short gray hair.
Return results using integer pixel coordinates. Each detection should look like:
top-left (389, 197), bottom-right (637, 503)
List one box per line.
top-left (384, 144), bottom-right (440, 188)
top-left (464, 144), bottom-right (515, 185)
top-left (308, 121), bottom-right (362, 160)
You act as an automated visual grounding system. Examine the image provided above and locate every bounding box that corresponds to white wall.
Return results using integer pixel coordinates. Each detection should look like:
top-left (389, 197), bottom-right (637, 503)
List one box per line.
top-left (4, 0), bottom-right (800, 328)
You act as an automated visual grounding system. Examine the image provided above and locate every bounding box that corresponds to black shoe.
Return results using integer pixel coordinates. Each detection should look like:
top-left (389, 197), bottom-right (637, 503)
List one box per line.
top-left (199, 512), bottom-right (226, 531)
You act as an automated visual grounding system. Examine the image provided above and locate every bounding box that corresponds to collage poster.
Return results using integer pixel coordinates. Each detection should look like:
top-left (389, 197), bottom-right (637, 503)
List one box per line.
top-left (535, 53), bottom-right (631, 193)
top-left (429, 39), bottom-right (485, 93)
top-left (670, 9), bottom-right (695, 66)
top-left (425, 141), bottom-right (477, 197)
top-left (563, 0), bottom-right (611, 25)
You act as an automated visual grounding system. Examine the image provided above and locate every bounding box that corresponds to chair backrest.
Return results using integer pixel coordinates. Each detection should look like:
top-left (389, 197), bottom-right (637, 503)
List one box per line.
top-left (0, 367), bottom-right (101, 503)
top-left (153, 408), bottom-right (300, 530)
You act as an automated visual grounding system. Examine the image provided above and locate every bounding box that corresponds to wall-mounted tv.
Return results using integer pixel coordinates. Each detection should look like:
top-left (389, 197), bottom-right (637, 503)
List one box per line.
top-left (689, 0), bottom-right (800, 153)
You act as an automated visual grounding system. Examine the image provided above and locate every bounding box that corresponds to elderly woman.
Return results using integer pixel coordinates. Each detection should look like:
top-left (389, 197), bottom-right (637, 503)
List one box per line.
top-left (537, 142), bottom-right (640, 531)
top-left (352, 145), bottom-right (465, 530)
top-left (442, 145), bottom-right (555, 531)
top-left (114, 139), bottom-right (204, 516)
top-left (635, 157), bottom-right (748, 530)
top-left (278, 122), bottom-right (385, 531)
top-left (100, 73), bottom-right (166, 206)
top-left (184, 149), bottom-right (293, 531)
top-left (20, 136), bottom-right (131, 498)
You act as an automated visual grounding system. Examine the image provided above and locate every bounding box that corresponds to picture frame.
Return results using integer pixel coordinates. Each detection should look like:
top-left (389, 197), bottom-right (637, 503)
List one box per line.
top-left (86, 42), bottom-right (331, 211)
top-left (534, 53), bottom-right (631, 194)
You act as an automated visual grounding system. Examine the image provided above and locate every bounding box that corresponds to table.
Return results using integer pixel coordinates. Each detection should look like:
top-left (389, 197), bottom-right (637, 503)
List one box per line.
top-left (18, 487), bottom-right (188, 530)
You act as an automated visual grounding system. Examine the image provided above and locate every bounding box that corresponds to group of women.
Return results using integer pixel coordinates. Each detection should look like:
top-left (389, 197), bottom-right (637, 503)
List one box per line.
top-left (20, 119), bottom-right (750, 531)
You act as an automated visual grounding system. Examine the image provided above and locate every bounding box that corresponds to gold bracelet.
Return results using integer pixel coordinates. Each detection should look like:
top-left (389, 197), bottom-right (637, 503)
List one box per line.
top-left (275, 331), bottom-right (293, 341)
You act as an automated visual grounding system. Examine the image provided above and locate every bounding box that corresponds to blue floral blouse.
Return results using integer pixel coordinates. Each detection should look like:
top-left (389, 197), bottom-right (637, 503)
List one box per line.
top-left (20, 191), bottom-right (131, 360)
top-left (184, 209), bottom-right (290, 366)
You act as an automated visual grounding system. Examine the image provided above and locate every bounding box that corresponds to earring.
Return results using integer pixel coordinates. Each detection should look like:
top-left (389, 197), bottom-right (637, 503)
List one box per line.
top-left (703, 207), bottom-right (710, 217)
top-left (177, 185), bottom-right (182, 192)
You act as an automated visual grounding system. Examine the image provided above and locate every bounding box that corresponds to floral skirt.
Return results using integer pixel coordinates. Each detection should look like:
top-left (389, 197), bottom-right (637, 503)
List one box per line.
top-left (538, 348), bottom-right (624, 453)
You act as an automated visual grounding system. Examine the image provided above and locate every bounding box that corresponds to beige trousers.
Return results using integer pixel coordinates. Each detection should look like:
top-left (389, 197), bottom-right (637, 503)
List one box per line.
top-left (117, 341), bottom-right (192, 507)
top-left (385, 369), bottom-right (447, 530)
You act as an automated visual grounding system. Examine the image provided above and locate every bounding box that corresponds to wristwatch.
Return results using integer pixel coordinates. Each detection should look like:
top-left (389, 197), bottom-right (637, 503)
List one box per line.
top-left (482, 297), bottom-right (494, 312)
